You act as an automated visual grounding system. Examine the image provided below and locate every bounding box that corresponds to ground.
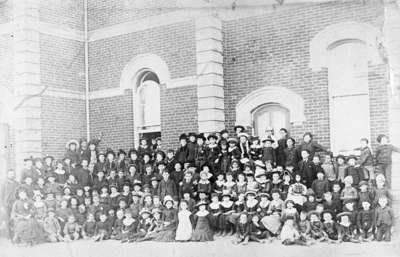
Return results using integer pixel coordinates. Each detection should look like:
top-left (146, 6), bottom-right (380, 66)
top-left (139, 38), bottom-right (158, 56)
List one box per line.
top-left (1, 236), bottom-right (400, 257)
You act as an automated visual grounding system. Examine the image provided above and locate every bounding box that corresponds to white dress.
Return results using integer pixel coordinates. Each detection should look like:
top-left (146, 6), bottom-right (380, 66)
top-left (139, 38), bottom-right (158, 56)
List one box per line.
top-left (175, 209), bottom-right (192, 241)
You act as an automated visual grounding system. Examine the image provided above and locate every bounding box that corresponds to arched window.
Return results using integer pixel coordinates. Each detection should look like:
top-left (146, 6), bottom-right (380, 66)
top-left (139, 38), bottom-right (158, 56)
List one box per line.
top-left (252, 104), bottom-right (289, 137)
top-left (136, 71), bottom-right (161, 139)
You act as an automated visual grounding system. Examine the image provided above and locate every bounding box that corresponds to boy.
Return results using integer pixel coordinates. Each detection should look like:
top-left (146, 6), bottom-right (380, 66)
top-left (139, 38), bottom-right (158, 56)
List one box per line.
top-left (321, 211), bottom-right (338, 242)
top-left (344, 156), bottom-right (364, 187)
top-left (94, 213), bottom-right (111, 242)
top-left (374, 134), bottom-right (400, 188)
top-left (63, 215), bottom-right (80, 241)
top-left (358, 181), bottom-right (373, 210)
top-left (375, 196), bottom-right (394, 242)
top-left (43, 208), bottom-right (63, 242)
top-left (337, 212), bottom-right (359, 243)
top-left (355, 138), bottom-right (374, 181)
top-left (311, 170), bottom-right (329, 202)
top-left (261, 139), bottom-right (276, 166)
top-left (356, 201), bottom-right (374, 242)
top-left (323, 192), bottom-right (340, 215)
top-left (232, 212), bottom-right (249, 245)
top-left (298, 150), bottom-right (315, 188)
top-left (82, 213), bottom-right (97, 239)
top-left (335, 155), bottom-right (348, 184)
top-left (280, 216), bottom-right (308, 246)
top-left (321, 153), bottom-right (336, 187)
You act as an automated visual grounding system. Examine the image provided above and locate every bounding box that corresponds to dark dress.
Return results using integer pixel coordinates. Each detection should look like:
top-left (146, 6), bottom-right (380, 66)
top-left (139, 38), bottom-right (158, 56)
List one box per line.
top-left (191, 211), bottom-right (213, 241)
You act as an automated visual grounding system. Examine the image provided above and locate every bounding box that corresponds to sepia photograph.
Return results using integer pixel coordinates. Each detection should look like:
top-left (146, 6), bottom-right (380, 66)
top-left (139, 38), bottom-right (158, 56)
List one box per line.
top-left (0, 0), bottom-right (400, 257)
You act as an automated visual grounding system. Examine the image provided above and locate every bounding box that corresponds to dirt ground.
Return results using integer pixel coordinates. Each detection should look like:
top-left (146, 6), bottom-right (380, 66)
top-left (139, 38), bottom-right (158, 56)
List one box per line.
top-left (1, 236), bottom-right (400, 257)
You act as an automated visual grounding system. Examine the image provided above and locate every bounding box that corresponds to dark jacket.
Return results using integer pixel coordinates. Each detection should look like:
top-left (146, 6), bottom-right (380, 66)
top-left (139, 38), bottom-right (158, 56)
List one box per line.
top-left (375, 144), bottom-right (400, 165)
top-left (356, 147), bottom-right (374, 167)
top-left (298, 159), bottom-right (315, 188)
top-left (157, 178), bottom-right (177, 199)
top-left (175, 145), bottom-right (189, 164)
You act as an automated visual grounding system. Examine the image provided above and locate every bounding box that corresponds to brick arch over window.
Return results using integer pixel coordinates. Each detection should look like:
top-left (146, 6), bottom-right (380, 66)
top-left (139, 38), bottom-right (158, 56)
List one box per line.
top-left (120, 53), bottom-right (171, 91)
top-left (309, 21), bottom-right (382, 71)
top-left (235, 86), bottom-right (305, 128)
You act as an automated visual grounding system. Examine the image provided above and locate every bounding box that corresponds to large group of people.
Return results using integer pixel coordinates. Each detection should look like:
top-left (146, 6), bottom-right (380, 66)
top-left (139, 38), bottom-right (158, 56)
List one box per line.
top-left (0, 125), bottom-right (398, 246)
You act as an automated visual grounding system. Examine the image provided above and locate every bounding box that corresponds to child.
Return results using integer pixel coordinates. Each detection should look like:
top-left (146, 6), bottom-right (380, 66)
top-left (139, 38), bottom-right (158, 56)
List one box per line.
top-left (372, 174), bottom-right (392, 207)
top-left (287, 173), bottom-right (307, 210)
top-left (197, 170), bottom-right (212, 196)
top-left (280, 172), bottom-right (291, 200)
top-left (375, 196), bottom-right (394, 242)
top-left (356, 201), bottom-right (374, 242)
top-left (303, 189), bottom-right (317, 213)
top-left (94, 213), bottom-right (111, 242)
top-left (356, 138), bottom-right (374, 181)
top-left (321, 210), bottom-right (338, 242)
top-left (244, 191), bottom-right (259, 220)
top-left (120, 210), bottom-right (137, 243)
top-left (63, 215), bottom-right (80, 241)
top-left (281, 200), bottom-right (298, 223)
top-left (280, 216), bottom-right (308, 246)
top-left (191, 201), bottom-right (213, 242)
top-left (358, 181), bottom-right (373, 210)
top-left (209, 193), bottom-right (222, 235)
top-left (344, 156), bottom-right (363, 187)
top-left (321, 153), bottom-right (336, 187)
top-left (337, 212), bottom-right (359, 243)
top-left (175, 200), bottom-right (193, 241)
top-left (232, 212), bottom-right (249, 245)
top-left (311, 170), bottom-right (329, 202)
top-left (248, 215), bottom-right (267, 243)
top-left (82, 213), bottom-right (97, 239)
top-left (323, 192), bottom-right (340, 215)
top-left (257, 192), bottom-right (270, 218)
top-left (374, 134), bottom-right (400, 188)
top-left (110, 209), bottom-right (125, 240)
top-left (153, 197), bottom-right (177, 242)
top-left (43, 208), bottom-right (63, 242)
top-left (309, 211), bottom-right (325, 241)
top-left (340, 176), bottom-right (358, 203)
top-left (131, 209), bottom-right (154, 242)
top-left (335, 155), bottom-right (348, 184)
top-left (298, 211), bottom-right (311, 241)
top-left (219, 192), bottom-right (235, 236)
top-left (261, 189), bottom-right (283, 237)
top-left (261, 139), bottom-right (276, 166)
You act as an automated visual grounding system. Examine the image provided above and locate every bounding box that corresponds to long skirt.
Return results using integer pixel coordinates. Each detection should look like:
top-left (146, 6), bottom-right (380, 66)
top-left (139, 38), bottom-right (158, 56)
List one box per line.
top-left (261, 214), bottom-right (281, 235)
top-left (153, 225), bottom-right (176, 242)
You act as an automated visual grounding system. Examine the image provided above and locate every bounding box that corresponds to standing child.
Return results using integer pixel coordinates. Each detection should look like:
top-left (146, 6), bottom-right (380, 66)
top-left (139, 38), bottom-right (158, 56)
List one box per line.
top-left (321, 153), bottom-right (336, 188)
top-left (356, 138), bottom-right (374, 181)
top-left (357, 201), bottom-right (374, 242)
top-left (261, 139), bottom-right (276, 166)
top-left (175, 200), bottom-right (193, 241)
top-left (191, 202), bottom-right (213, 241)
top-left (374, 134), bottom-right (400, 188)
top-left (375, 196), bottom-right (394, 242)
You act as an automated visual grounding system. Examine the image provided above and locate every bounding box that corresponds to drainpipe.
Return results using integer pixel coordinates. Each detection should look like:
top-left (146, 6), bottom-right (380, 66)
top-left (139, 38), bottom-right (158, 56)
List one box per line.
top-left (84, 0), bottom-right (90, 140)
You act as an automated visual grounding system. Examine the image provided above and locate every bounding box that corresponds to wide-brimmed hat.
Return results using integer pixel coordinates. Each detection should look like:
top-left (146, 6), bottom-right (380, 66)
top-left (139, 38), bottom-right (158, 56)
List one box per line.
top-left (228, 137), bottom-right (238, 144)
top-left (195, 201), bottom-right (208, 208)
top-left (238, 132), bottom-right (249, 139)
top-left (245, 190), bottom-right (257, 197)
top-left (139, 209), bottom-right (152, 216)
top-left (234, 125), bottom-right (245, 131)
top-left (307, 210), bottom-right (320, 218)
top-left (207, 134), bottom-right (218, 141)
top-left (258, 192), bottom-right (270, 198)
top-left (337, 212), bottom-right (352, 220)
top-left (179, 133), bottom-right (188, 141)
top-left (262, 138), bottom-right (275, 144)
top-left (66, 139), bottom-right (79, 149)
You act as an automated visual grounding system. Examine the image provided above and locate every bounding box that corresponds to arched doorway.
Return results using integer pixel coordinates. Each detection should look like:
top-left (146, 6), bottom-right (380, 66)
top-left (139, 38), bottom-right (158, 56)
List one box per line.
top-left (133, 70), bottom-right (161, 146)
top-left (252, 103), bottom-right (290, 137)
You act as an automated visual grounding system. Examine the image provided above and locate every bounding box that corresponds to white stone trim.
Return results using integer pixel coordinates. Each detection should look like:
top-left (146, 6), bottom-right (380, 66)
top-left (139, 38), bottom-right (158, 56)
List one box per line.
top-left (168, 76), bottom-right (198, 88)
top-left (120, 53), bottom-right (171, 89)
top-left (89, 87), bottom-right (125, 100)
top-left (309, 22), bottom-right (383, 71)
top-left (236, 86), bottom-right (306, 127)
top-left (38, 22), bottom-right (85, 41)
top-left (43, 88), bottom-right (85, 100)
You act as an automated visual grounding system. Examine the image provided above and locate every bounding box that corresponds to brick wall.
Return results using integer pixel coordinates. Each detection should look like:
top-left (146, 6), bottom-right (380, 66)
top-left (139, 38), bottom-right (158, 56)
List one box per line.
top-left (160, 84), bottom-right (198, 150)
top-left (40, 34), bottom-right (85, 92)
top-left (88, 0), bottom-right (180, 30)
top-left (89, 92), bottom-right (134, 152)
top-left (41, 96), bottom-right (86, 160)
top-left (40, 0), bottom-right (84, 30)
top-left (88, 20), bottom-right (196, 91)
top-left (222, 0), bottom-right (387, 148)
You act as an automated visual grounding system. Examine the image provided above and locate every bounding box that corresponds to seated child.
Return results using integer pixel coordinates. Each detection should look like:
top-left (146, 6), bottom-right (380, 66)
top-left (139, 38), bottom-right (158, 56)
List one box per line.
top-left (82, 213), bottom-right (97, 239)
top-left (309, 211), bottom-right (325, 241)
top-left (43, 208), bottom-right (63, 242)
top-left (191, 201), bottom-right (213, 242)
top-left (280, 216), bottom-right (308, 246)
top-left (63, 215), bottom-right (80, 241)
top-left (94, 213), bottom-right (111, 242)
top-left (321, 210), bottom-right (338, 242)
top-left (311, 171), bottom-right (329, 202)
top-left (337, 212), bottom-right (359, 243)
top-left (132, 209), bottom-right (154, 242)
top-left (248, 215), bottom-right (267, 243)
top-left (120, 210), bottom-right (137, 243)
top-left (110, 209), bottom-right (124, 240)
top-left (303, 189), bottom-right (317, 213)
top-left (298, 211), bottom-right (311, 241)
top-left (232, 212), bottom-right (249, 245)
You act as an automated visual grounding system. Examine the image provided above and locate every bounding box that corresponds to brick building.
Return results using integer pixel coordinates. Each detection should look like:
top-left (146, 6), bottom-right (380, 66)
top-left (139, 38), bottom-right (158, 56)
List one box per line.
top-left (0, 0), bottom-right (400, 214)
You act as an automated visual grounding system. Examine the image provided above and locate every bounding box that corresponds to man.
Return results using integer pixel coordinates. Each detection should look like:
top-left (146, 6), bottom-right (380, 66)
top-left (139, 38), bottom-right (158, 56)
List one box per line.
top-left (0, 170), bottom-right (19, 238)
top-left (157, 171), bottom-right (177, 201)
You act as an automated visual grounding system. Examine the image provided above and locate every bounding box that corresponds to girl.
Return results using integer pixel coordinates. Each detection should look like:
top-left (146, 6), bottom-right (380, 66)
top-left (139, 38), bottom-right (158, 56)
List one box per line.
top-left (245, 172), bottom-right (258, 192)
top-left (217, 139), bottom-right (230, 175)
top-left (250, 137), bottom-right (262, 161)
top-left (235, 173), bottom-right (247, 196)
top-left (280, 216), bottom-right (308, 246)
top-left (287, 173), bottom-right (307, 210)
top-left (281, 200), bottom-right (299, 223)
top-left (63, 215), bottom-right (80, 241)
top-left (175, 200), bottom-right (193, 241)
top-left (82, 213), bottom-right (97, 239)
top-left (261, 189), bottom-right (283, 237)
top-left (209, 193), bottom-right (222, 235)
top-left (154, 197), bottom-right (177, 242)
top-left (213, 174), bottom-right (225, 196)
top-left (257, 193), bottom-right (270, 218)
top-left (244, 191), bottom-right (259, 220)
top-left (223, 172), bottom-right (236, 197)
top-left (197, 170), bottom-right (212, 196)
top-left (219, 192), bottom-right (235, 236)
top-left (232, 212), bottom-right (249, 245)
top-left (191, 202), bottom-right (213, 241)
top-left (120, 210), bottom-right (137, 243)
